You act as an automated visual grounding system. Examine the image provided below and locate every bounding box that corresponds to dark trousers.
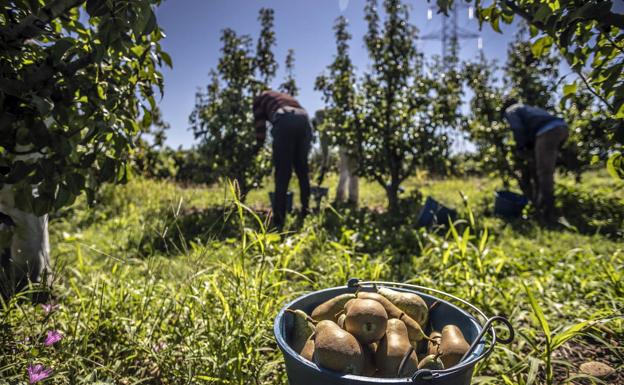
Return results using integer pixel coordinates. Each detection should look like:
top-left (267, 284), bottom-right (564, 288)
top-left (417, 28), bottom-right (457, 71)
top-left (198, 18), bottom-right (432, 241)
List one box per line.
top-left (271, 109), bottom-right (312, 228)
top-left (534, 125), bottom-right (569, 220)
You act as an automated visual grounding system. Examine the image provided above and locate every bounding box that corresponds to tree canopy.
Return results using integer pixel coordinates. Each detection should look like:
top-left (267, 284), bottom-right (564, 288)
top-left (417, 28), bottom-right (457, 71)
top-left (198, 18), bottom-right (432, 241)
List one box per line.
top-left (0, 0), bottom-right (169, 215)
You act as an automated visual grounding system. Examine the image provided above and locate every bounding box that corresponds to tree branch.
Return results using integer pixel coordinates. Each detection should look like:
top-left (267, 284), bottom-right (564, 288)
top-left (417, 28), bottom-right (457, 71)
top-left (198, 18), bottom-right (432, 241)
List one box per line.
top-left (576, 69), bottom-right (614, 113)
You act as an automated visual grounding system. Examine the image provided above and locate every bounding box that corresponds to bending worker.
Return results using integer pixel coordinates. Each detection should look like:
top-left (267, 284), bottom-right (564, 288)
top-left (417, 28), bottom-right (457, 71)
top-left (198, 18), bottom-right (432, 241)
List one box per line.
top-left (253, 90), bottom-right (312, 229)
top-left (502, 98), bottom-right (569, 221)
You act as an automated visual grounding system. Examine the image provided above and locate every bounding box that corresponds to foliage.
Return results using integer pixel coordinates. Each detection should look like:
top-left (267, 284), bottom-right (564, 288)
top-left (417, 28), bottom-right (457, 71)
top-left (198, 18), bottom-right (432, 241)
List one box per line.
top-left (504, 26), bottom-right (559, 110)
top-left (254, 8), bottom-right (278, 91)
top-left (424, 40), bottom-right (463, 176)
top-left (132, 107), bottom-right (176, 179)
top-left (315, 16), bottom-right (361, 153)
top-left (279, 49), bottom-right (299, 97)
top-left (190, 21), bottom-right (274, 199)
top-left (430, 0), bottom-right (624, 177)
top-left (0, 0), bottom-right (169, 216)
top-left (462, 54), bottom-right (511, 179)
top-left (433, 0), bottom-right (623, 116)
top-left (343, 0), bottom-right (452, 211)
top-left (559, 86), bottom-right (618, 179)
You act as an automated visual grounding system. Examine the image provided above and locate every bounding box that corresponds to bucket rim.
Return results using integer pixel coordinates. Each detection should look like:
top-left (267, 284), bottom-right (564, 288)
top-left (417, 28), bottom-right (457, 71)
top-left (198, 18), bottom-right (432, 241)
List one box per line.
top-left (273, 283), bottom-right (494, 382)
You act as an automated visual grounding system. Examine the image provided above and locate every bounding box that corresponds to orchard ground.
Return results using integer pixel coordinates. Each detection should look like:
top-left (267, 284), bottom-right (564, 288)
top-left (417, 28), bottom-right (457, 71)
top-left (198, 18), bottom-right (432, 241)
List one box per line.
top-left (1, 170), bottom-right (622, 384)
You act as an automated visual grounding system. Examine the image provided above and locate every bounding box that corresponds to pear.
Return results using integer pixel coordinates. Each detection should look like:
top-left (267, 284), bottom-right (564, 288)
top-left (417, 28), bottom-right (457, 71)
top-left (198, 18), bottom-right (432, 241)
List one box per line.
top-left (311, 293), bottom-right (356, 321)
top-left (427, 331), bottom-right (442, 356)
top-left (287, 309), bottom-right (316, 355)
top-left (439, 325), bottom-right (470, 368)
top-left (300, 337), bottom-right (315, 361)
top-left (357, 292), bottom-right (428, 346)
top-left (418, 354), bottom-right (444, 370)
top-left (375, 319), bottom-right (419, 378)
top-left (343, 298), bottom-right (357, 313)
top-left (314, 320), bottom-right (364, 375)
top-left (377, 287), bottom-right (429, 328)
top-left (344, 299), bottom-right (388, 344)
top-left (337, 313), bottom-right (346, 329)
top-left (357, 292), bottom-right (402, 318)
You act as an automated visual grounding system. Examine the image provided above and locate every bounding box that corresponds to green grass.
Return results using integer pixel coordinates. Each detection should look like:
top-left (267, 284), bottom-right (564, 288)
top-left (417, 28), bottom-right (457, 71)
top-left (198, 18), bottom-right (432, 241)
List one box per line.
top-left (1, 171), bottom-right (622, 384)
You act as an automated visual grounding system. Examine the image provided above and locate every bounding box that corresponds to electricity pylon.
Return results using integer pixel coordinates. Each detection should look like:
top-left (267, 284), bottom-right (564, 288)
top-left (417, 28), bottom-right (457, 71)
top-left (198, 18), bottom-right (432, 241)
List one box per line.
top-left (421, 2), bottom-right (481, 69)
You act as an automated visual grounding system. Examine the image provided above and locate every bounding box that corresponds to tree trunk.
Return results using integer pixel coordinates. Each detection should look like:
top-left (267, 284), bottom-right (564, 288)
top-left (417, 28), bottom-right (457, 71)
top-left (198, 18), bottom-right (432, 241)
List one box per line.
top-left (0, 186), bottom-right (51, 299)
top-left (385, 181), bottom-right (400, 213)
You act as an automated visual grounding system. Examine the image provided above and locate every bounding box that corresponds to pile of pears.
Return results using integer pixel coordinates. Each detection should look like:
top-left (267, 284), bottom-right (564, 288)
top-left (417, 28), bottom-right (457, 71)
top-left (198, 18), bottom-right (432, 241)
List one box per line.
top-left (287, 287), bottom-right (470, 378)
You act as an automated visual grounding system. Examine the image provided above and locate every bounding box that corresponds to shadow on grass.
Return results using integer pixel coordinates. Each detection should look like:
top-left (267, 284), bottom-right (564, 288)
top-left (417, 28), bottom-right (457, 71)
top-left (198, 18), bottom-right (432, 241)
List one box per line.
top-left (318, 192), bottom-right (442, 262)
top-left (555, 185), bottom-right (624, 238)
top-left (136, 182), bottom-right (623, 259)
top-left (136, 205), bottom-right (264, 256)
top-left (480, 184), bottom-right (624, 239)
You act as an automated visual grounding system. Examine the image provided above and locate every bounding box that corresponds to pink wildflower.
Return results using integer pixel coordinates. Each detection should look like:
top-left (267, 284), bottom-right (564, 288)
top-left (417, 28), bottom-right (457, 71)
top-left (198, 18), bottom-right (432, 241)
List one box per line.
top-left (40, 304), bottom-right (59, 315)
top-left (44, 330), bottom-right (62, 347)
top-left (27, 364), bottom-right (53, 383)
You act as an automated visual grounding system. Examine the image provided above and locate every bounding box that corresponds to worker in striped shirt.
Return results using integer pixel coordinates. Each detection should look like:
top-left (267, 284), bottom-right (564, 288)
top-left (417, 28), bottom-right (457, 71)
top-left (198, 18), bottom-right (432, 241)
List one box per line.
top-left (253, 90), bottom-right (312, 229)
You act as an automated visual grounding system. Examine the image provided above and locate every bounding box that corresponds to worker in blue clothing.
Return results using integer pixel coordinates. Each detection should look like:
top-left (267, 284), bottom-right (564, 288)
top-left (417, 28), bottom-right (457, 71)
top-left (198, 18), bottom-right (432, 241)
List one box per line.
top-left (502, 98), bottom-right (569, 221)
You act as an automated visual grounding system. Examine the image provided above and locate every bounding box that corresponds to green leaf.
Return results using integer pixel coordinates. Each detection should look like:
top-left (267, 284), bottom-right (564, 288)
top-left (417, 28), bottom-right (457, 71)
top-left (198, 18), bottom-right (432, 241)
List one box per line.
top-left (580, 2), bottom-right (612, 19)
top-left (85, 0), bottom-right (108, 17)
top-left (606, 152), bottom-right (624, 180)
top-left (14, 183), bottom-right (34, 212)
top-left (161, 51), bottom-right (173, 68)
top-left (529, 25), bottom-right (539, 38)
top-left (534, 4), bottom-right (552, 23)
top-left (563, 82), bottom-right (577, 97)
top-left (54, 185), bottom-right (72, 211)
top-left (548, 0), bottom-right (560, 11)
top-left (67, 173), bottom-right (86, 195)
top-left (550, 320), bottom-right (593, 350)
top-left (143, 9), bottom-right (157, 35)
top-left (614, 97), bottom-right (624, 119)
top-left (32, 95), bottom-right (54, 114)
top-left (48, 38), bottom-right (74, 61)
top-left (491, 15), bottom-right (501, 33)
top-left (523, 282), bottom-right (551, 343)
top-left (97, 83), bottom-right (107, 100)
top-left (531, 36), bottom-right (553, 57)
top-left (32, 196), bottom-right (50, 216)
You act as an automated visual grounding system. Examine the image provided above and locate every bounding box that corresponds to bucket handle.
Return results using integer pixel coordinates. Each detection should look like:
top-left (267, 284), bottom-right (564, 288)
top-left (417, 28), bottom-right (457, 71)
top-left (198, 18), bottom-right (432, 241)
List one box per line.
top-left (346, 279), bottom-right (515, 382)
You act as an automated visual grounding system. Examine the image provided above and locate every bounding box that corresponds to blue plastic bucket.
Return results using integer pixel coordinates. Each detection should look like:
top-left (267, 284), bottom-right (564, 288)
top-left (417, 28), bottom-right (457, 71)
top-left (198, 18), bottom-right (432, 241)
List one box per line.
top-left (274, 280), bottom-right (512, 385)
top-left (494, 191), bottom-right (528, 218)
top-left (269, 191), bottom-right (294, 213)
top-left (310, 186), bottom-right (329, 198)
top-left (416, 197), bottom-right (457, 228)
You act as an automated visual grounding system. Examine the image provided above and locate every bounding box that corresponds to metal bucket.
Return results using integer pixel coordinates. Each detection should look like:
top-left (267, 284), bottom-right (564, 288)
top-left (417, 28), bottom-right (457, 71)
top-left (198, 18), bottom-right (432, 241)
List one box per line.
top-left (494, 191), bottom-right (528, 218)
top-left (416, 197), bottom-right (457, 228)
top-left (274, 279), bottom-right (513, 385)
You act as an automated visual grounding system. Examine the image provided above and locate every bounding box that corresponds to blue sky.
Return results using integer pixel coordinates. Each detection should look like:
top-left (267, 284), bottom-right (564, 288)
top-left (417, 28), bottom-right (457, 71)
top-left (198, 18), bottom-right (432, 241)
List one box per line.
top-left (153, 0), bottom-right (551, 149)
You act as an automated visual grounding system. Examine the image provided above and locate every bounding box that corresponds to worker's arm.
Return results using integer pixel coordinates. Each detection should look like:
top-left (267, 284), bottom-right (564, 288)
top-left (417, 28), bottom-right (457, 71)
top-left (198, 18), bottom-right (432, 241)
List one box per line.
top-left (253, 95), bottom-right (267, 146)
top-left (255, 120), bottom-right (267, 145)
